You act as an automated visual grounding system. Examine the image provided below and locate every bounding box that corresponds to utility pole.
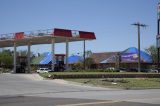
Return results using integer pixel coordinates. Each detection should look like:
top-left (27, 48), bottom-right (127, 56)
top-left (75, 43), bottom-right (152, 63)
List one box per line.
top-left (132, 22), bottom-right (147, 72)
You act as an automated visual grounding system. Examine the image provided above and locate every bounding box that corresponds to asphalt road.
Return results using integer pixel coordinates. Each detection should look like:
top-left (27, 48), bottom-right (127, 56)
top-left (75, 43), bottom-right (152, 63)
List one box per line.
top-left (0, 73), bottom-right (160, 106)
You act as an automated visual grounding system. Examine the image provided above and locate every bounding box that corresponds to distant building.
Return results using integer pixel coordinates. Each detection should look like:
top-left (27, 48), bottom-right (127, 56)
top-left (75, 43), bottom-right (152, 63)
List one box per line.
top-left (90, 52), bottom-right (119, 64)
top-left (90, 47), bottom-right (152, 64)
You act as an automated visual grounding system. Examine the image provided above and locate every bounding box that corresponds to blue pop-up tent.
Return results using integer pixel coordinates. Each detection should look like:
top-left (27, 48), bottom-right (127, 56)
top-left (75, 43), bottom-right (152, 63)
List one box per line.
top-left (100, 47), bottom-right (152, 63)
top-left (39, 52), bottom-right (52, 64)
top-left (121, 47), bottom-right (152, 63)
top-left (39, 53), bottom-right (83, 64)
top-left (67, 55), bottom-right (83, 64)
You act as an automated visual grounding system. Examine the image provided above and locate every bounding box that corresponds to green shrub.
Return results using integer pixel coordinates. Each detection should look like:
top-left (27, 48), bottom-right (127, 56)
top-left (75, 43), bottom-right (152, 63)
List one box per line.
top-left (51, 73), bottom-right (160, 79)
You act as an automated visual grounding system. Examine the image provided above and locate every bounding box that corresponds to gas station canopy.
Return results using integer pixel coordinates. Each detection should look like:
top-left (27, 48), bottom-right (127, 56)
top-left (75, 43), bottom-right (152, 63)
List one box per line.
top-left (0, 28), bottom-right (96, 47)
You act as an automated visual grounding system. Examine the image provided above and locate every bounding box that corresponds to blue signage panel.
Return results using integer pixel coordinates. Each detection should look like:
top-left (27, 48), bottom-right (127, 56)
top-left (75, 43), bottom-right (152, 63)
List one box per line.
top-left (121, 53), bottom-right (138, 62)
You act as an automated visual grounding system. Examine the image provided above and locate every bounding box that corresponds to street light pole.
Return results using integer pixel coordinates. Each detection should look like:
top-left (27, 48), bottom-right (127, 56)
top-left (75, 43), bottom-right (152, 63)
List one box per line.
top-left (132, 22), bottom-right (147, 72)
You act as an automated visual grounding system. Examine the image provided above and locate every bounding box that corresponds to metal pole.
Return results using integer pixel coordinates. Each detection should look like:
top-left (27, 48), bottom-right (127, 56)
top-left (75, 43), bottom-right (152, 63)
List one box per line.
top-left (13, 42), bottom-right (17, 73)
top-left (51, 38), bottom-right (55, 71)
top-left (83, 40), bottom-right (86, 70)
top-left (65, 39), bottom-right (69, 70)
top-left (158, 48), bottom-right (160, 69)
top-left (117, 52), bottom-right (120, 69)
top-left (27, 42), bottom-right (31, 73)
top-left (157, 19), bottom-right (160, 70)
top-left (138, 24), bottom-right (141, 72)
top-left (132, 22), bottom-right (147, 72)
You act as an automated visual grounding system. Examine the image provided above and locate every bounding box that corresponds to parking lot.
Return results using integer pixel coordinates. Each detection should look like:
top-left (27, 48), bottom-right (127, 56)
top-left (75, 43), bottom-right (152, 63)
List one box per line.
top-left (0, 73), bottom-right (160, 106)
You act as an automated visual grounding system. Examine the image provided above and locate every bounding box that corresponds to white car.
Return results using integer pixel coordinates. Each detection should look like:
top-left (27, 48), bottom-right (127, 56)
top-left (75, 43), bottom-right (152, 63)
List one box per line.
top-left (36, 68), bottom-right (52, 73)
top-left (106, 67), bottom-right (115, 70)
top-left (149, 69), bottom-right (158, 73)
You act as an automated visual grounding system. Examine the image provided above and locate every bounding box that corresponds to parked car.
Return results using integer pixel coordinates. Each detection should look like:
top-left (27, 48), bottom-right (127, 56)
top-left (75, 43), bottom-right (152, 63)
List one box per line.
top-left (119, 68), bottom-right (127, 72)
top-left (140, 68), bottom-right (150, 73)
top-left (36, 68), bottom-right (52, 73)
top-left (128, 68), bottom-right (138, 72)
top-left (148, 69), bottom-right (158, 73)
top-left (105, 67), bottom-right (120, 72)
top-left (106, 67), bottom-right (115, 70)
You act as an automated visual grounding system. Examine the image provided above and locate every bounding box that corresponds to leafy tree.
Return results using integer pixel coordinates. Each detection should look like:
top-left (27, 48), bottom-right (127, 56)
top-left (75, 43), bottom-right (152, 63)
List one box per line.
top-left (85, 57), bottom-right (95, 69)
top-left (145, 45), bottom-right (157, 63)
top-left (85, 50), bottom-right (92, 58)
top-left (72, 62), bottom-right (83, 70)
top-left (0, 50), bottom-right (13, 68)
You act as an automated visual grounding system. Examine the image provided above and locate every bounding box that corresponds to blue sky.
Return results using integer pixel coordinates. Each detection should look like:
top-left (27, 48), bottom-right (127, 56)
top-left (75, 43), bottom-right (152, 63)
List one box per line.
top-left (0, 0), bottom-right (158, 55)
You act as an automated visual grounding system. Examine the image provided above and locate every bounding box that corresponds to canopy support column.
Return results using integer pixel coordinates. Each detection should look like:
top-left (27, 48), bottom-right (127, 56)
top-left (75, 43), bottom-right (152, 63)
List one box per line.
top-left (13, 42), bottom-right (17, 73)
top-left (27, 42), bottom-right (31, 73)
top-left (51, 38), bottom-right (55, 71)
top-left (65, 39), bottom-right (69, 70)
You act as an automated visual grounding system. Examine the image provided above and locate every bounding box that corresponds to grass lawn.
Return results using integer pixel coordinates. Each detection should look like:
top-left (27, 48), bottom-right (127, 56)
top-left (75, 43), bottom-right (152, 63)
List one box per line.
top-left (39, 71), bottom-right (145, 77)
top-left (39, 72), bottom-right (140, 79)
top-left (66, 78), bottom-right (160, 89)
top-left (39, 71), bottom-right (158, 78)
top-left (39, 72), bottom-right (160, 89)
